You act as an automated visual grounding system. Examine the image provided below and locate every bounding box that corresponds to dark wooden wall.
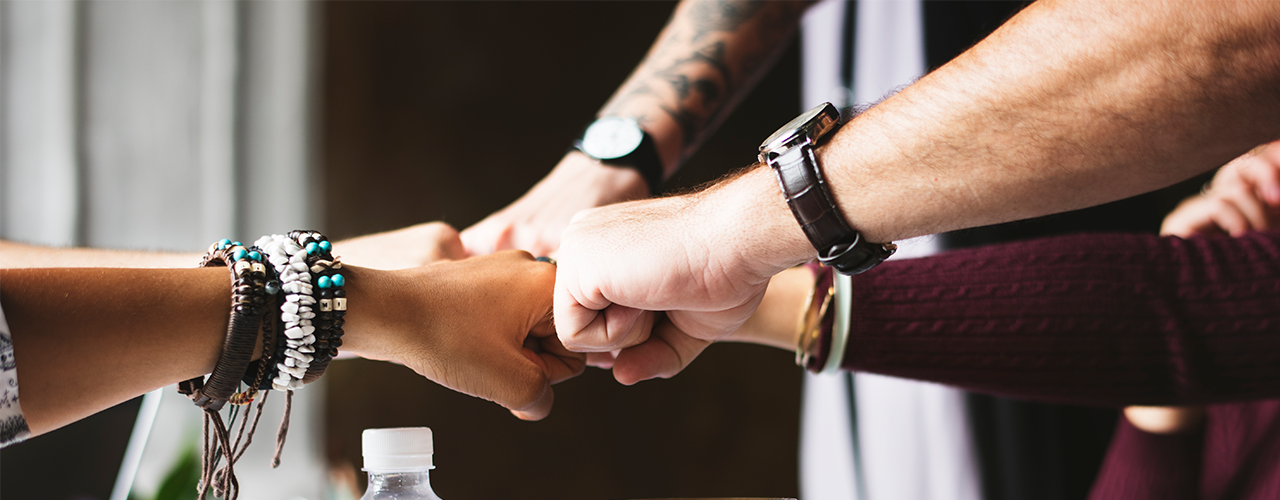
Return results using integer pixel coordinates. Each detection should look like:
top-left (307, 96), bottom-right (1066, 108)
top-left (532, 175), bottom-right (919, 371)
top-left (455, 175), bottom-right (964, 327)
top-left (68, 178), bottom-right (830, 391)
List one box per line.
top-left (320, 2), bottom-right (805, 499)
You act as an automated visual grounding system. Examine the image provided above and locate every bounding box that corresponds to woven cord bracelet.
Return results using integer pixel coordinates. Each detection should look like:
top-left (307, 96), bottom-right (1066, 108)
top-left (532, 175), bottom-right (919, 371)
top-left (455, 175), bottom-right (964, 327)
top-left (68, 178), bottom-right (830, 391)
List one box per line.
top-left (179, 240), bottom-right (270, 410)
top-left (180, 239), bottom-right (275, 500)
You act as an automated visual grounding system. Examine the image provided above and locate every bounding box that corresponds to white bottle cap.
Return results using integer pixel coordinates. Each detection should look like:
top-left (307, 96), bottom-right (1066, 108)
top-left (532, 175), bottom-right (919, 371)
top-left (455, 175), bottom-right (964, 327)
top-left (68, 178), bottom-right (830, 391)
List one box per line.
top-left (363, 427), bottom-right (434, 471)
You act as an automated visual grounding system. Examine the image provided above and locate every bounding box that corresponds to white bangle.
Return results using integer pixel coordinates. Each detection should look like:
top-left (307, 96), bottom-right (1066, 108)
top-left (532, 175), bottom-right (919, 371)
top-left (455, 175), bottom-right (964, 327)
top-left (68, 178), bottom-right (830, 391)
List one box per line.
top-left (821, 272), bottom-right (853, 374)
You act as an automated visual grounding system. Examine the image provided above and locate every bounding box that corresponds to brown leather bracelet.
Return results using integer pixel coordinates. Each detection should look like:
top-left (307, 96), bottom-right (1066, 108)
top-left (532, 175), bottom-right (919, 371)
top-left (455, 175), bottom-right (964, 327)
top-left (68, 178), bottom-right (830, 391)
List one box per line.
top-left (179, 242), bottom-right (271, 411)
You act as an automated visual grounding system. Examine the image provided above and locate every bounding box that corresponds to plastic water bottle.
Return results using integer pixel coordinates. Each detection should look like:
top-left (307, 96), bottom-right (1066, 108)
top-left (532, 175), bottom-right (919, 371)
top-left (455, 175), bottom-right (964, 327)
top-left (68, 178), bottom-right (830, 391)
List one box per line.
top-left (359, 427), bottom-right (444, 500)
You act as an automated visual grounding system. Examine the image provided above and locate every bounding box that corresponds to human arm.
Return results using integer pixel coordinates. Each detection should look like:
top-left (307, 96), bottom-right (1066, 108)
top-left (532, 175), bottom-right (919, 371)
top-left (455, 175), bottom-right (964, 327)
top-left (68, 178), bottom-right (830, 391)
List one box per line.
top-left (460, 0), bottom-right (811, 256)
top-left (729, 230), bottom-right (1280, 408)
top-left (0, 240), bottom-right (200, 268)
top-left (555, 0), bottom-right (1280, 383)
top-left (0, 221), bottom-right (466, 270)
top-left (2, 251), bottom-right (579, 436)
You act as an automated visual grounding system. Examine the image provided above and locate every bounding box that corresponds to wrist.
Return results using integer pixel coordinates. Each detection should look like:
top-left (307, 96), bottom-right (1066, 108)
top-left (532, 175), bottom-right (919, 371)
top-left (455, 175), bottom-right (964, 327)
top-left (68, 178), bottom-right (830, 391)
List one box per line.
top-left (556, 151), bottom-right (650, 203)
top-left (698, 164), bottom-right (815, 279)
top-left (331, 265), bottom-right (409, 362)
top-left (597, 99), bottom-right (684, 176)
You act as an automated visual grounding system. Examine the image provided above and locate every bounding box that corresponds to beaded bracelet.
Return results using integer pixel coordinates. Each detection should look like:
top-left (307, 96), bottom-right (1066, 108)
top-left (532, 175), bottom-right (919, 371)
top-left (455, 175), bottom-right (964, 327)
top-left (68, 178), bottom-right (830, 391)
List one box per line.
top-left (255, 230), bottom-right (346, 390)
top-left (257, 233), bottom-right (316, 391)
top-left (290, 230), bottom-right (346, 384)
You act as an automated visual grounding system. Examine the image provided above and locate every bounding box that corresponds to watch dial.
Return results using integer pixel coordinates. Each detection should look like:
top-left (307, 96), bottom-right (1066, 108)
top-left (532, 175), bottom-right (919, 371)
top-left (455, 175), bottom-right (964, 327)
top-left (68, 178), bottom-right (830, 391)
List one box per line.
top-left (760, 102), bottom-right (840, 152)
top-left (582, 117), bottom-right (644, 160)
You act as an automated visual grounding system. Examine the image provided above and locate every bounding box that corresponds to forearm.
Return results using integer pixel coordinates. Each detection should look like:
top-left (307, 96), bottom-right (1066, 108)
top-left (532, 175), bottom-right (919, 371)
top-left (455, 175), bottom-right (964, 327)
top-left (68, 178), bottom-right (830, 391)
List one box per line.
top-left (599, 0), bottom-right (810, 174)
top-left (0, 240), bottom-right (200, 268)
top-left (820, 0), bottom-right (1280, 243)
top-left (3, 267), bottom-right (231, 434)
top-left (0, 227), bottom-right (455, 270)
top-left (1, 265), bottom-right (401, 435)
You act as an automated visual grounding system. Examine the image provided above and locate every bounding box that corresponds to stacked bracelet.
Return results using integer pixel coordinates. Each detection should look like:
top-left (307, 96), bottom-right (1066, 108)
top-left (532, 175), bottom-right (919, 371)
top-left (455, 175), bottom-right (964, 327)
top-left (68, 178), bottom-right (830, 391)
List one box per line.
top-left (255, 230), bottom-right (346, 391)
top-left (283, 230), bottom-right (346, 383)
top-left (182, 232), bottom-right (346, 500)
top-left (179, 239), bottom-right (273, 411)
top-left (257, 233), bottom-right (316, 391)
top-left (181, 238), bottom-right (278, 500)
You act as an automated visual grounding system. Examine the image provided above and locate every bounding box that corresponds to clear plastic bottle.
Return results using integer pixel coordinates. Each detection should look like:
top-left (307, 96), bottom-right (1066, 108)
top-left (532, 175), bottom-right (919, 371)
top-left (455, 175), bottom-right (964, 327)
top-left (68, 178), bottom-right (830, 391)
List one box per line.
top-left (359, 427), bottom-right (444, 500)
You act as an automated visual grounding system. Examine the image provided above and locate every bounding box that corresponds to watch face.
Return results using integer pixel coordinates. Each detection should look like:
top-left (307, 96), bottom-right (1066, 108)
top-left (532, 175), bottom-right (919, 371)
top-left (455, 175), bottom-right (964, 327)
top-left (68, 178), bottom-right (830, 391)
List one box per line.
top-left (759, 103), bottom-right (840, 154)
top-left (581, 117), bottom-right (644, 160)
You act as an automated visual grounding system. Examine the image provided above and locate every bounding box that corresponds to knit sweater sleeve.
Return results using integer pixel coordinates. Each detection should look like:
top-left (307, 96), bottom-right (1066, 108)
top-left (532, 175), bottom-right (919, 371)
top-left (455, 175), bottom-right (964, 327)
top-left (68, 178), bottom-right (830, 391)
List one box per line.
top-left (840, 229), bottom-right (1280, 407)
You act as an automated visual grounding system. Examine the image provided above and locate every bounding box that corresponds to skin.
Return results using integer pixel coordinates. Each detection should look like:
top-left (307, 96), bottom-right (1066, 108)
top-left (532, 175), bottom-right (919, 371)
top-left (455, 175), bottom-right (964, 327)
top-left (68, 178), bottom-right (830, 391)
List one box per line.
top-left (460, 0), bottom-right (810, 256)
top-left (0, 221), bottom-right (466, 270)
top-left (555, 0), bottom-right (1280, 384)
top-left (1161, 142), bottom-right (1280, 238)
top-left (2, 244), bottom-right (581, 436)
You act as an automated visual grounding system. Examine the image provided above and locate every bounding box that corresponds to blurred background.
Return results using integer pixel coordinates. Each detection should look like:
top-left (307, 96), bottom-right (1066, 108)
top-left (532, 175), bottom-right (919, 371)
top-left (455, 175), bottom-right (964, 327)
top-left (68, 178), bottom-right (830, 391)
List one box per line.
top-left (0, 1), bottom-right (805, 499)
top-left (0, 2), bottom-right (1216, 500)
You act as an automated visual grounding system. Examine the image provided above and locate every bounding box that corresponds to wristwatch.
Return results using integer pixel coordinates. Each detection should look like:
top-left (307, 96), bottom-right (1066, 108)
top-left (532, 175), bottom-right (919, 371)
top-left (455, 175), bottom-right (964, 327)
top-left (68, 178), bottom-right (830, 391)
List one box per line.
top-left (758, 102), bottom-right (896, 275)
top-left (575, 117), bottom-right (665, 196)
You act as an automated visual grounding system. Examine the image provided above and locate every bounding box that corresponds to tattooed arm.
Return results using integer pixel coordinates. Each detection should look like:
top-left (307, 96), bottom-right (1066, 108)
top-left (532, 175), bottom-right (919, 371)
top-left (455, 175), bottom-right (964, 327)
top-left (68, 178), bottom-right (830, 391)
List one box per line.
top-left (461, 0), bottom-right (812, 256)
top-left (599, 0), bottom-right (810, 174)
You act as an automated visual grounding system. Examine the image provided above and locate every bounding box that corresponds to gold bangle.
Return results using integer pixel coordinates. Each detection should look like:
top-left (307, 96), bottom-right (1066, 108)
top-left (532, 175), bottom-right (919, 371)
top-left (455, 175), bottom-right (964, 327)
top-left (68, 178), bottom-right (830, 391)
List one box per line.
top-left (795, 275), bottom-right (835, 368)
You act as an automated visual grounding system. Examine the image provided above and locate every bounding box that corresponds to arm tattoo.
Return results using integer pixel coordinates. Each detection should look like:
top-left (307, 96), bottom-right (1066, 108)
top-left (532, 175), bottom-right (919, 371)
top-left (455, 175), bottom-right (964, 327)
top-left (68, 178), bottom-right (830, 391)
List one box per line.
top-left (601, 0), bottom-right (810, 164)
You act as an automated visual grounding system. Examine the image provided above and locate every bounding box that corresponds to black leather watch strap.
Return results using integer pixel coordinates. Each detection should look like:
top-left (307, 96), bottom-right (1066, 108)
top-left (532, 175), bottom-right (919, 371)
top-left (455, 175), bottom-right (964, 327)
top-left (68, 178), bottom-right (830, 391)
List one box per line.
top-left (575, 129), bottom-right (665, 197)
top-left (770, 144), bottom-right (896, 274)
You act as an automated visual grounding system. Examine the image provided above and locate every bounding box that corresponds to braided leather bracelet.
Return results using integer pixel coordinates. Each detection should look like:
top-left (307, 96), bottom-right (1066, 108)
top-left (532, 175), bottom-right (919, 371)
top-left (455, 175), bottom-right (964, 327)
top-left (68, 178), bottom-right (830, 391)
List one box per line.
top-left (179, 240), bottom-right (272, 411)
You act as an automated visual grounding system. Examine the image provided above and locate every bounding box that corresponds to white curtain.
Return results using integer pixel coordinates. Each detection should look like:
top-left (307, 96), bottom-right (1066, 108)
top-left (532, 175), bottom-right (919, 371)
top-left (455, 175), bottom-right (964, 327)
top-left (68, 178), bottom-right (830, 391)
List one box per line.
top-left (0, 1), bottom-right (325, 499)
top-left (799, 1), bottom-right (982, 499)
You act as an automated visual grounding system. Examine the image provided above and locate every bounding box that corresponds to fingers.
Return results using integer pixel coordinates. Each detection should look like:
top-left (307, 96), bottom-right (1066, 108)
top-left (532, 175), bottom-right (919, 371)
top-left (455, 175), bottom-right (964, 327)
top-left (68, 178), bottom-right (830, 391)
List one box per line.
top-left (522, 332), bottom-right (587, 384)
top-left (428, 223), bottom-right (467, 262)
top-left (459, 219), bottom-right (512, 256)
top-left (505, 379), bottom-right (554, 421)
top-left (586, 351), bottom-right (620, 369)
top-left (555, 299), bottom-right (654, 352)
top-left (1123, 406), bottom-right (1206, 434)
top-left (1240, 154), bottom-right (1280, 207)
top-left (553, 260), bottom-right (655, 351)
top-left (1212, 196), bottom-right (1261, 236)
top-left (610, 317), bottom-right (712, 385)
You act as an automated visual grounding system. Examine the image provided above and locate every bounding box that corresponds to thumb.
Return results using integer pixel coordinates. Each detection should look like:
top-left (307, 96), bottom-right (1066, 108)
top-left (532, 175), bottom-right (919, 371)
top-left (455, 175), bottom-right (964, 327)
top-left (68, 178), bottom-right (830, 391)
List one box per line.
top-left (494, 350), bottom-right (556, 421)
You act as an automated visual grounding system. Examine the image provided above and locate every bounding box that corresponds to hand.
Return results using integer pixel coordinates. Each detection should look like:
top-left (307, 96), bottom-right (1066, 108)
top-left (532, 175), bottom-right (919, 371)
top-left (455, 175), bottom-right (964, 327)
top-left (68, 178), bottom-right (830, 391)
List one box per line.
top-left (347, 251), bottom-right (583, 420)
top-left (554, 166), bottom-right (811, 384)
top-left (460, 152), bottom-right (649, 256)
top-left (336, 221), bottom-right (466, 270)
top-left (1161, 141), bottom-right (1280, 237)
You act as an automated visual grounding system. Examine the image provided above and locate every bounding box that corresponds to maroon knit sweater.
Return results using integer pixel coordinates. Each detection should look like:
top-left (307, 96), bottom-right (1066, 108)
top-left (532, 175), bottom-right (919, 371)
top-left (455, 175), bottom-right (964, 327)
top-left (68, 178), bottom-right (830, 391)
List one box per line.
top-left (842, 229), bottom-right (1280, 407)
top-left (837, 229), bottom-right (1280, 499)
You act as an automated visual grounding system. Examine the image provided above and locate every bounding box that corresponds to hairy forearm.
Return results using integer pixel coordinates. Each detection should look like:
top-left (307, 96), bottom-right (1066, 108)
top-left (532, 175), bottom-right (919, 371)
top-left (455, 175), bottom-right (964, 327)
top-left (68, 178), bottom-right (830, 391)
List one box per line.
top-left (818, 0), bottom-right (1280, 243)
top-left (600, 0), bottom-right (810, 174)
